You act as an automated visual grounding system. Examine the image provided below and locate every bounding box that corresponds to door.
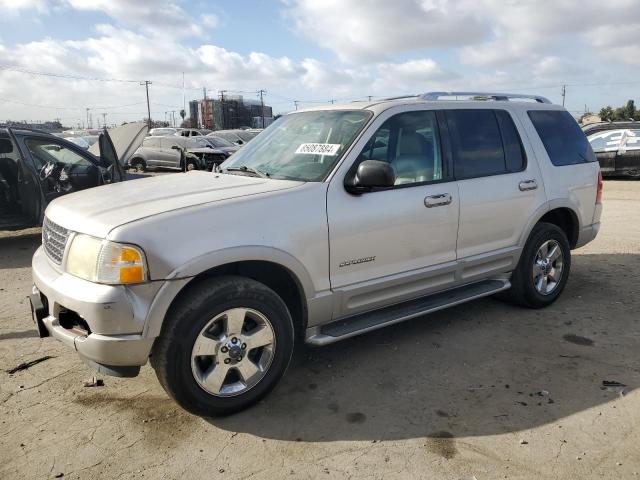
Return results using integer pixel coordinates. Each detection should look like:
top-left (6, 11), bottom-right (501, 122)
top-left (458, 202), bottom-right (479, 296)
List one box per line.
top-left (160, 137), bottom-right (184, 168)
top-left (327, 109), bottom-right (460, 318)
top-left (446, 108), bottom-right (546, 280)
top-left (0, 132), bottom-right (41, 227)
top-left (618, 129), bottom-right (640, 176)
top-left (22, 136), bottom-right (104, 207)
top-left (586, 129), bottom-right (625, 175)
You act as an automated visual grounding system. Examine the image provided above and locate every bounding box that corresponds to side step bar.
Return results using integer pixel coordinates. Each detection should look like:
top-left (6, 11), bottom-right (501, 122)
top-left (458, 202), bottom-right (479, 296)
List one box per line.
top-left (306, 279), bottom-right (510, 346)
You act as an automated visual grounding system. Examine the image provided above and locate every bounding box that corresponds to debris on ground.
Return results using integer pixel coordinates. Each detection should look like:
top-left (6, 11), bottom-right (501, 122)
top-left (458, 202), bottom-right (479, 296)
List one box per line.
top-left (520, 439), bottom-right (529, 445)
top-left (602, 380), bottom-right (627, 387)
top-left (83, 377), bottom-right (104, 387)
top-left (6, 355), bottom-right (55, 374)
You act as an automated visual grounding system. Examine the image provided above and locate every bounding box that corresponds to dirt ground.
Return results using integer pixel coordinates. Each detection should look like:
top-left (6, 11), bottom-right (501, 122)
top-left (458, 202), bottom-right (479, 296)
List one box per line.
top-left (1, 180), bottom-right (639, 479)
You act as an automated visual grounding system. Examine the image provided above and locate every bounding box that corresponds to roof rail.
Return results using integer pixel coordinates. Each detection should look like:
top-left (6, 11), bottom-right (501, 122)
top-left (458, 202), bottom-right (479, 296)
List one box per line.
top-left (420, 91), bottom-right (552, 104)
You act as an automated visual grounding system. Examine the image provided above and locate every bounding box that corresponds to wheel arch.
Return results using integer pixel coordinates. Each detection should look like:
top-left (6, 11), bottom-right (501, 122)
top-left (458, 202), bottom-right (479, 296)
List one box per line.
top-left (144, 249), bottom-right (314, 340)
top-left (520, 203), bottom-right (580, 250)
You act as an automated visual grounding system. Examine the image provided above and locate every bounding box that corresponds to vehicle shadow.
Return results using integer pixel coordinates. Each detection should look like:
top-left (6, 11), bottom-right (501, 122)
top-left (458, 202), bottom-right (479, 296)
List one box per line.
top-left (0, 233), bottom-right (41, 270)
top-left (210, 252), bottom-right (640, 441)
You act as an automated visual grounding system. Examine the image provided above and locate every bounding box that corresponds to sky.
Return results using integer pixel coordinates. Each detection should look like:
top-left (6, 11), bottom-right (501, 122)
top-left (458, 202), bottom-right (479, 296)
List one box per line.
top-left (0, 0), bottom-right (639, 127)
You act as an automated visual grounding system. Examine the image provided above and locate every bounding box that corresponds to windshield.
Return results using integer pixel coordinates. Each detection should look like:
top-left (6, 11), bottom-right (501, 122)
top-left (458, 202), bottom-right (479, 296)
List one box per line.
top-left (221, 110), bottom-right (371, 181)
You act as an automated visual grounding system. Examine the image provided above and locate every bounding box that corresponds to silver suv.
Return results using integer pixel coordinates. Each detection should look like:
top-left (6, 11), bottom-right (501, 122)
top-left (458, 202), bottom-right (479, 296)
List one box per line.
top-left (30, 92), bottom-right (602, 416)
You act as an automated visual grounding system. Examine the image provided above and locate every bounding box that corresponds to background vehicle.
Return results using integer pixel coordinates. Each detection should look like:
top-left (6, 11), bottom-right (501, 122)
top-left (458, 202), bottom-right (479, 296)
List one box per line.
top-left (1, 122), bottom-right (146, 230)
top-left (584, 121), bottom-right (640, 177)
top-left (176, 128), bottom-right (211, 137)
top-left (30, 92), bottom-right (601, 416)
top-left (207, 129), bottom-right (248, 146)
top-left (129, 135), bottom-right (231, 171)
top-left (148, 127), bottom-right (178, 136)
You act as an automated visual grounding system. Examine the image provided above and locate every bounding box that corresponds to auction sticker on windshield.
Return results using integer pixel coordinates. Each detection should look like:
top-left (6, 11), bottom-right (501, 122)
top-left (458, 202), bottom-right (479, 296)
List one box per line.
top-left (295, 143), bottom-right (341, 155)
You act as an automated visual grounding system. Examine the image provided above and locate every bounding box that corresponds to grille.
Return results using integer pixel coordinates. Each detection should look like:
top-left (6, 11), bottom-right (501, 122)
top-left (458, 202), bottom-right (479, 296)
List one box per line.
top-left (42, 217), bottom-right (69, 265)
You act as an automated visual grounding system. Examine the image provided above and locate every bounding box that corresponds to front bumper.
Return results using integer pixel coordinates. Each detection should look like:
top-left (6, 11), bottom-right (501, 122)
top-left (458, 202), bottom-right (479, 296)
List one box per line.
top-left (31, 246), bottom-right (158, 375)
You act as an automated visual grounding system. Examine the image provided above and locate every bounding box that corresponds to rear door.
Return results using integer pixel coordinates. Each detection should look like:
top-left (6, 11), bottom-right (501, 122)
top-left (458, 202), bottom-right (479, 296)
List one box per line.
top-left (618, 129), bottom-right (640, 176)
top-left (586, 129), bottom-right (625, 175)
top-left (447, 108), bottom-right (546, 280)
top-left (160, 137), bottom-right (183, 168)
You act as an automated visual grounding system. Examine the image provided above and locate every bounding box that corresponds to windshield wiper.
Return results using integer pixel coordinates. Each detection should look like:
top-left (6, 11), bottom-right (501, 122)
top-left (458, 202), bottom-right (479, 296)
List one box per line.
top-left (224, 165), bottom-right (270, 178)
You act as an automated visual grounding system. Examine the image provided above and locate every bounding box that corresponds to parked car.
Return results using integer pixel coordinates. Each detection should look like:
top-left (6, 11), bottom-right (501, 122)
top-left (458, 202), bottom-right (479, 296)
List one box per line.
top-left (148, 127), bottom-right (178, 137)
top-left (583, 121), bottom-right (640, 178)
top-left (129, 135), bottom-right (234, 172)
top-left (30, 92), bottom-right (601, 416)
top-left (176, 128), bottom-right (212, 137)
top-left (207, 129), bottom-right (247, 146)
top-left (0, 122), bottom-right (146, 231)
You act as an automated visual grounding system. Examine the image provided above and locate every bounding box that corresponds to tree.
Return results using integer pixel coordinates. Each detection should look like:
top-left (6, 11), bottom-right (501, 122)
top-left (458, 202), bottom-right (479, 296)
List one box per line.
top-left (599, 106), bottom-right (615, 121)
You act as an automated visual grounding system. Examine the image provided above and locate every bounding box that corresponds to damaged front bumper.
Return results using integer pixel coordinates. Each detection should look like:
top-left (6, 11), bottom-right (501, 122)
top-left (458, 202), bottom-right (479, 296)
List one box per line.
top-left (31, 246), bottom-right (157, 377)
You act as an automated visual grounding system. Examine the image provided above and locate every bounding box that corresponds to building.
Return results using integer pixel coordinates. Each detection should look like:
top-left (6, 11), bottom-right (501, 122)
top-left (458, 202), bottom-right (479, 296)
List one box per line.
top-left (189, 95), bottom-right (273, 130)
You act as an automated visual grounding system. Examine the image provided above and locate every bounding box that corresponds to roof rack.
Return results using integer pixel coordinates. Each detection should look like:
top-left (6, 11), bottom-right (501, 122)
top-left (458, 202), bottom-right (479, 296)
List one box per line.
top-left (420, 91), bottom-right (552, 104)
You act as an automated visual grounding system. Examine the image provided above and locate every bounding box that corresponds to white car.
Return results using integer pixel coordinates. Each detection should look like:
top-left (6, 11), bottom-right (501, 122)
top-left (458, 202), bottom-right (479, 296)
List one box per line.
top-left (30, 92), bottom-right (602, 416)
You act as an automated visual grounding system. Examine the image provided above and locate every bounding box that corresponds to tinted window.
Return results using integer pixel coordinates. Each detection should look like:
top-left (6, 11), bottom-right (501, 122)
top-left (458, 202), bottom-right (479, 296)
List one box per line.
top-left (495, 110), bottom-right (526, 171)
top-left (625, 129), bottom-right (640, 151)
top-left (528, 110), bottom-right (596, 165)
top-left (446, 110), bottom-right (505, 178)
top-left (359, 110), bottom-right (443, 186)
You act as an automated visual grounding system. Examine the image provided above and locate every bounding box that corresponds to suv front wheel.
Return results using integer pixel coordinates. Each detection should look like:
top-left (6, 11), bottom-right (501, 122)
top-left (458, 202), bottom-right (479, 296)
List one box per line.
top-left (507, 222), bottom-right (571, 308)
top-left (151, 276), bottom-right (294, 416)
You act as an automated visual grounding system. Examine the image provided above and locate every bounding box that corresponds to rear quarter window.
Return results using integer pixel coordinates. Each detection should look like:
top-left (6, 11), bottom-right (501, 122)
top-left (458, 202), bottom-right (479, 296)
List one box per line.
top-left (528, 110), bottom-right (596, 166)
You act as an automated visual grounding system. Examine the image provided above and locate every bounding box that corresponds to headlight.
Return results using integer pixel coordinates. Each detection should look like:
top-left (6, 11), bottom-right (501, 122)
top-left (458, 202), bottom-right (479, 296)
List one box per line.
top-left (66, 234), bottom-right (147, 284)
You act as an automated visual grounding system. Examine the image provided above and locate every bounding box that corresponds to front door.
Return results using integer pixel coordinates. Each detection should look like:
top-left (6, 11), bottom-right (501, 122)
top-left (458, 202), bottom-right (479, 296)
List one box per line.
top-left (327, 108), bottom-right (459, 318)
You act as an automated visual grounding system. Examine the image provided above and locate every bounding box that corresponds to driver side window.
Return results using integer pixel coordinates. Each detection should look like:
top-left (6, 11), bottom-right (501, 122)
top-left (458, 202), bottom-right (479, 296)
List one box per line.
top-left (359, 110), bottom-right (443, 186)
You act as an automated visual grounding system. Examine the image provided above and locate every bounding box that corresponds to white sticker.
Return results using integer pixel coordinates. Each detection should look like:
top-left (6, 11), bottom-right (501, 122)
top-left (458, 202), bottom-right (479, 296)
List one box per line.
top-left (295, 143), bottom-right (341, 156)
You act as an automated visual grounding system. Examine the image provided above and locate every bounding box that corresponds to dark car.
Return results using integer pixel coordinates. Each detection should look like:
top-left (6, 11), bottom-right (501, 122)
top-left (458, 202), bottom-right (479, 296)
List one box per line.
top-left (0, 123), bottom-right (146, 230)
top-left (583, 121), bottom-right (640, 178)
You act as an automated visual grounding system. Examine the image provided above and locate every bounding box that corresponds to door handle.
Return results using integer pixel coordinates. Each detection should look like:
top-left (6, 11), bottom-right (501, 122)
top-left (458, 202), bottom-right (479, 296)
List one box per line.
top-left (519, 179), bottom-right (538, 191)
top-left (424, 193), bottom-right (452, 208)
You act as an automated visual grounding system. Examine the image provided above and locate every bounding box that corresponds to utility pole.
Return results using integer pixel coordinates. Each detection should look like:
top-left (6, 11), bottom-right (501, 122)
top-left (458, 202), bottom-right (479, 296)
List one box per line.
top-left (367, 95), bottom-right (373, 101)
top-left (329, 99), bottom-right (335, 104)
top-left (294, 100), bottom-right (299, 110)
top-left (258, 89), bottom-right (266, 128)
top-left (182, 71), bottom-right (186, 120)
top-left (561, 84), bottom-right (566, 107)
top-left (219, 90), bottom-right (227, 129)
top-left (101, 112), bottom-right (107, 128)
top-left (85, 108), bottom-right (90, 129)
top-left (171, 111), bottom-right (176, 127)
top-left (140, 80), bottom-right (152, 129)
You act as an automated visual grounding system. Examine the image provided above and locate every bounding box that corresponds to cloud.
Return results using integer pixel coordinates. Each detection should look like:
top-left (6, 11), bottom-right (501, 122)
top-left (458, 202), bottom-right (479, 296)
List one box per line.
top-left (283, 0), bottom-right (488, 63)
top-left (0, 0), bottom-right (48, 15)
top-left (65, 0), bottom-right (218, 38)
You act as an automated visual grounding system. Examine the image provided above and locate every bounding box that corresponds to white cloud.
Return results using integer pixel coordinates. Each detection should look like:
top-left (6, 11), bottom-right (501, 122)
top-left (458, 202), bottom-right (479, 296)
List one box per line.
top-left (0, 0), bottom-right (48, 15)
top-left (283, 0), bottom-right (488, 63)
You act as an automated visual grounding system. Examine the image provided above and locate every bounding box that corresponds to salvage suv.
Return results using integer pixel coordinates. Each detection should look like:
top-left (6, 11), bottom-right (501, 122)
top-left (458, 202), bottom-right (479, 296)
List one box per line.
top-left (30, 92), bottom-right (602, 416)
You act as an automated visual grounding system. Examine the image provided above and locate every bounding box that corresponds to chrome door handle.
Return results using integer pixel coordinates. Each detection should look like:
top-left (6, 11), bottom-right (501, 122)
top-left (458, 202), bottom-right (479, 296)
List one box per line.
top-left (519, 179), bottom-right (538, 191)
top-left (424, 193), bottom-right (452, 208)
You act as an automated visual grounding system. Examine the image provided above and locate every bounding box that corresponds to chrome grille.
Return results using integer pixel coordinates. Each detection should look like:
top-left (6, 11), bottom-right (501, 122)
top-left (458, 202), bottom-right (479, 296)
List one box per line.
top-left (42, 217), bottom-right (69, 265)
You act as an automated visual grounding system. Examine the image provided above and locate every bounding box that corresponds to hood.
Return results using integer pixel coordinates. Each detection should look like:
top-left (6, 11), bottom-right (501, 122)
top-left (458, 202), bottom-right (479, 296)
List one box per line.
top-left (46, 171), bottom-right (304, 238)
top-left (88, 122), bottom-right (148, 166)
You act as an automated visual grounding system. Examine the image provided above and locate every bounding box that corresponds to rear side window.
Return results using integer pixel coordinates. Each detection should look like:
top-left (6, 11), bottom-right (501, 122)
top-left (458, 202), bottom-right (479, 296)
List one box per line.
top-left (445, 109), bottom-right (526, 179)
top-left (528, 110), bottom-right (596, 165)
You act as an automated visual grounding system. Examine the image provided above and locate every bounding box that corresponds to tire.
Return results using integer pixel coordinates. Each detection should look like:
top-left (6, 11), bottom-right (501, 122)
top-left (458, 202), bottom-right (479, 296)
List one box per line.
top-left (130, 159), bottom-right (146, 173)
top-left (151, 276), bottom-right (294, 416)
top-left (505, 222), bottom-right (571, 308)
top-left (186, 160), bottom-right (197, 171)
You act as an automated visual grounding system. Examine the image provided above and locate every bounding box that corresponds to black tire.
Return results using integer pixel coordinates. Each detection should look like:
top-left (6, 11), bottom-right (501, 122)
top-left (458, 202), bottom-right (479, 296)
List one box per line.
top-left (186, 160), bottom-right (198, 171)
top-left (130, 159), bottom-right (146, 173)
top-left (505, 222), bottom-right (571, 308)
top-left (151, 276), bottom-right (294, 416)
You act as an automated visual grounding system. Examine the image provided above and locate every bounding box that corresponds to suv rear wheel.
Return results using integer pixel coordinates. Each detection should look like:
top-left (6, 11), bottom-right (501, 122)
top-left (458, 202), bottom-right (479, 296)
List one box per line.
top-left (130, 158), bottom-right (146, 173)
top-left (506, 222), bottom-right (571, 308)
top-left (151, 276), bottom-right (294, 416)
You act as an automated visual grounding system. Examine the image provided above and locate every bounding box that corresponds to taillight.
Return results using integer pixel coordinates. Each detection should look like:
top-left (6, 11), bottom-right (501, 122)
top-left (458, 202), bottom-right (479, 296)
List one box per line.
top-left (596, 171), bottom-right (603, 204)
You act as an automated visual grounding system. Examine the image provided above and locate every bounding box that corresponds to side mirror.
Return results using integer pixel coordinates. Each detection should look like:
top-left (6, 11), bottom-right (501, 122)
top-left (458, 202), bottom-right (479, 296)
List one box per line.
top-left (345, 160), bottom-right (395, 194)
top-left (171, 145), bottom-right (182, 151)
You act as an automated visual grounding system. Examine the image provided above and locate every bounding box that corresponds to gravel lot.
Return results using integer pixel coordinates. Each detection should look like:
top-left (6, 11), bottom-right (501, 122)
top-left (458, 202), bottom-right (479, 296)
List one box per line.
top-left (1, 180), bottom-right (639, 479)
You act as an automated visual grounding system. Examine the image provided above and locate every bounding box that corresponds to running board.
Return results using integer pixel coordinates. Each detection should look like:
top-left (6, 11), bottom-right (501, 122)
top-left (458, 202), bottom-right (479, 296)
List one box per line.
top-left (306, 279), bottom-right (510, 346)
